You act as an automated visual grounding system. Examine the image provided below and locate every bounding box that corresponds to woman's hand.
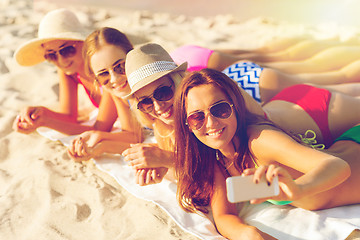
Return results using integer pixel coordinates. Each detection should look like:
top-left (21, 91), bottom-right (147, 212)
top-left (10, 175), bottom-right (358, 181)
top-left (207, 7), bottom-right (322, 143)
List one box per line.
top-left (67, 131), bottom-right (104, 162)
top-left (242, 164), bottom-right (302, 204)
top-left (122, 143), bottom-right (174, 169)
top-left (135, 167), bottom-right (168, 186)
top-left (13, 106), bottom-right (48, 134)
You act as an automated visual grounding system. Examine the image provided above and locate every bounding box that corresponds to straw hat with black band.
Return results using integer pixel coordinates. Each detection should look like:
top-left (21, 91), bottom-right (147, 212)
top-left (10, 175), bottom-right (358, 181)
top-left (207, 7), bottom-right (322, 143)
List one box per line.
top-left (124, 43), bottom-right (187, 99)
top-left (14, 8), bottom-right (87, 66)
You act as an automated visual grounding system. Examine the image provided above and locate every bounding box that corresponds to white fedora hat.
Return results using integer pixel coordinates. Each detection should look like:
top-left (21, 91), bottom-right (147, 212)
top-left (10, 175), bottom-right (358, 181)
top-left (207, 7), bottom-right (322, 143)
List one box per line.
top-left (14, 8), bottom-right (87, 66)
top-left (124, 43), bottom-right (187, 98)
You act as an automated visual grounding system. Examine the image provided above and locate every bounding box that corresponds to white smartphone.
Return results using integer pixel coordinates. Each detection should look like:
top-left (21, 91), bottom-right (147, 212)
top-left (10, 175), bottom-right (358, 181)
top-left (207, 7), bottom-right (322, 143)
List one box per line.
top-left (226, 175), bottom-right (280, 203)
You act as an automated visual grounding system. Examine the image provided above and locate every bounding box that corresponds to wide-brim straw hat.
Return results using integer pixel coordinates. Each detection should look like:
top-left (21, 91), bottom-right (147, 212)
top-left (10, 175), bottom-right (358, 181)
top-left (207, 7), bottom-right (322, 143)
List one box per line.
top-left (124, 43), bottom-right (187, 99)
top-left (14, 8), bottom-right (87, 66)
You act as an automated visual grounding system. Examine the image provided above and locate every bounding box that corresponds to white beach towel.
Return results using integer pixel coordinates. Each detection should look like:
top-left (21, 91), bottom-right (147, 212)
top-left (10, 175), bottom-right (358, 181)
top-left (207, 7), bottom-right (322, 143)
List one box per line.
top-left (37, 126), bottom-right (360, 240)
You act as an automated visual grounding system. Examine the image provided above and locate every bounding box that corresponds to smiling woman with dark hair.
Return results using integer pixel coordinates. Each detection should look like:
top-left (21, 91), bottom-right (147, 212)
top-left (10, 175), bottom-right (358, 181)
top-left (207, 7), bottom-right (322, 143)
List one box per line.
top-left (173, 68), bottom-right (360, 240)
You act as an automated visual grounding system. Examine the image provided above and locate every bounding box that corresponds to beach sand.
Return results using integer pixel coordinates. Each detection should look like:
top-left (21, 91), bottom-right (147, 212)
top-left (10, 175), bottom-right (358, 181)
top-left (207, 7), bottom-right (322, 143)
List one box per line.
top-left (1, 0), bottom-right (360, 239)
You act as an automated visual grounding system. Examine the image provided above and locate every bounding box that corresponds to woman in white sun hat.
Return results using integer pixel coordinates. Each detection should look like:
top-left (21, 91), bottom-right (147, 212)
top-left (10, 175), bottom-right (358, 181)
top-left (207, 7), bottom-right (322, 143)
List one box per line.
top-left (13, 8), bottom-right (102, 135)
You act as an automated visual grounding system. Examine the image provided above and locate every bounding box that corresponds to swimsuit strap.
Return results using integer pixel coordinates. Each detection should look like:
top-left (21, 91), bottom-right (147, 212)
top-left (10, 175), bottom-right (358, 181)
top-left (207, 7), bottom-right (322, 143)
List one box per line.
top-left (76, 73), bottom-right (99, 108)
top-left (216, 150), bottom-right (232, 178)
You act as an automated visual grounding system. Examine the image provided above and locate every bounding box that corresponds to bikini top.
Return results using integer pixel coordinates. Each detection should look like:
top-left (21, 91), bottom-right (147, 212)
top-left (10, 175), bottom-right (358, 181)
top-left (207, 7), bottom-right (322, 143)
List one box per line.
top-left (76, 73), bottom-right (100, 108)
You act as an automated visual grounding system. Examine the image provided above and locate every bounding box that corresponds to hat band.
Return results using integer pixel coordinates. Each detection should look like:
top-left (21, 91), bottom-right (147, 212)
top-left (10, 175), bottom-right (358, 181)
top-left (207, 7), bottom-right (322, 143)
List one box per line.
top-left (128, 61), bottom-right (178, 89)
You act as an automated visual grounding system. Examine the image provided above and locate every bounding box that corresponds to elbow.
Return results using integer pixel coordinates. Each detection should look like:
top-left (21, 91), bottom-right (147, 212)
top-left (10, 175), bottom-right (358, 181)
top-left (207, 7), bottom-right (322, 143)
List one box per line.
top-left (341, 159), bottom-right (351, 181)
top-left (331, 157), bottom-right (351, 185)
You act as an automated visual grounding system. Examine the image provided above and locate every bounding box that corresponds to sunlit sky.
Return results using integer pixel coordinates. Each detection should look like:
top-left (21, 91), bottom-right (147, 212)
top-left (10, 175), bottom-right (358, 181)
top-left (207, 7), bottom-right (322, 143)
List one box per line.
top-left (36, 0), bottom-right (360, 26)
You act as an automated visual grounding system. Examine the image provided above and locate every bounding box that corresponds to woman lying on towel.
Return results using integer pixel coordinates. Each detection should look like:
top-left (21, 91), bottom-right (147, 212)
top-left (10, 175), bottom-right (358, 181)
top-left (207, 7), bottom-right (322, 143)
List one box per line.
top-left (172, 43), bottom-right (360, 74)
top-left (170, 45), bottom-right (360, 103)
top-left (13, 9), bottom-right (102, 135)
top-left (120, 43), bottom-right (360, 187)
top-left (13, 10), bottom-right (141, 154)
top-left (219, 36), bottom-right (360, 63)
top-left (173, 68), bottom-right (360, 240)
top-left (67, 27), bottom-right (146, 162)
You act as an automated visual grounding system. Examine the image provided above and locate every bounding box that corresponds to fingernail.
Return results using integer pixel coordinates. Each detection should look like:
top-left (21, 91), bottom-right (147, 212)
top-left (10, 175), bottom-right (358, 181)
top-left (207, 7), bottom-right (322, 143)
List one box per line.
top-left (267, 181), bottom-right (271, 186)
top-left (255, 179), bottom-right (258, 184)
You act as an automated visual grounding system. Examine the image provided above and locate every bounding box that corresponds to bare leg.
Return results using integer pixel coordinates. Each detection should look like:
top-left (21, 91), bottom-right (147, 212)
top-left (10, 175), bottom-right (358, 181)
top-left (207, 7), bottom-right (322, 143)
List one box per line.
top-left (258, 68), bottom-right (360, 103)
top-left (296, 60), bottom-right (360, 85)
top-left (262, 46), bottom-right (360, 74)
top-left (235, 39), bottom-right (357, 63)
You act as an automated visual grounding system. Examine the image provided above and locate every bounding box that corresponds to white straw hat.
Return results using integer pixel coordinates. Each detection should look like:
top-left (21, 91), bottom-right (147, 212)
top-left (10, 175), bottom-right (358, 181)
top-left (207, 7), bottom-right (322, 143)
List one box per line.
top-left (14, 8), bottom-right (86, 66)
top-left (124, 43), bottom-right (187, 98)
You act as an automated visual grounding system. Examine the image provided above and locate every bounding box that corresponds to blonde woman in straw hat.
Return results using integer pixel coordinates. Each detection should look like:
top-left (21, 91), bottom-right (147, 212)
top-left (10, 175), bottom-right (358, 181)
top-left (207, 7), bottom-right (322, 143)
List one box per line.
top-left (13, 8), bottom-right (102, 135)
top-left (121, 43), bottom-right (188, 186)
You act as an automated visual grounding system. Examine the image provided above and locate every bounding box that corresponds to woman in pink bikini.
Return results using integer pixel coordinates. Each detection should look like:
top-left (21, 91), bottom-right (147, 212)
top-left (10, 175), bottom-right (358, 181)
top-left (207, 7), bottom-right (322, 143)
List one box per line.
top-left (13, 9), bottom-right (102, 135)
top-left (170, 45), bottom-right (360, 103)
top-left (13, 10), bottom-right (142, 160)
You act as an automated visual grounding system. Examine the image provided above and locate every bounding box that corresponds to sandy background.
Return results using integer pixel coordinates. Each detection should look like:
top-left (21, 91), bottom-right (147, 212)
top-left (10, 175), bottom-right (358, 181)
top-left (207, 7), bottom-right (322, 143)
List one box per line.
top-left (1, 0), bottom-right (360, 239)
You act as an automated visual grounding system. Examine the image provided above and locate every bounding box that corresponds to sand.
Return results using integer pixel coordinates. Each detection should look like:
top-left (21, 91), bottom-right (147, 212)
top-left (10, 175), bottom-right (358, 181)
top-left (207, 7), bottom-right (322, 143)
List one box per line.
top-left (1, 0), bottom-right (359, 239)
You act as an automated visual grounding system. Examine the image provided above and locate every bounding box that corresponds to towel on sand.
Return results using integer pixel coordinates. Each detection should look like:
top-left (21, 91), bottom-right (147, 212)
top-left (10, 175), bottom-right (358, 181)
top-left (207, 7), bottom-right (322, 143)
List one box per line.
top-left (37, 125), bottom-right (360, 240)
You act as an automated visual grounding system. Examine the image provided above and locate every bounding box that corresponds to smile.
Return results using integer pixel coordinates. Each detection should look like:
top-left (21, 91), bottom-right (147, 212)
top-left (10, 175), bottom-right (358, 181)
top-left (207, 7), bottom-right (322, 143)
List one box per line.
top-left (113, 81), bottom-right (128, 91)
top-left (206, 128), bottom-right (224, 136)
top-left (157, 105), bottom-right (173, 119)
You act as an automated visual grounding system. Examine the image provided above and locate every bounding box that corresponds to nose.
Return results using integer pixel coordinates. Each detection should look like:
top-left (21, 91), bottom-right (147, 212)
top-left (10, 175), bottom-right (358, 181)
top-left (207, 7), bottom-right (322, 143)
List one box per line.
top-left (57, 53), bottom-right (69, 66)
top-left (152, 99), bottom-right (164, 112)
top-left (109, 71), bottom-right (118, 85)
top-left (205, 112), bottom-right (219, 128)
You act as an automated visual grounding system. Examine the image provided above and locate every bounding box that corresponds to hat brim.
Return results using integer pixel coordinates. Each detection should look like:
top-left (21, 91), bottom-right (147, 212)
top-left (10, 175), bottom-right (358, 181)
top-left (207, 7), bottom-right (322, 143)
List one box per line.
top-left (122, 61), bottom-right (188, 100)
top-left (14, 32), bottom-right (85, 66)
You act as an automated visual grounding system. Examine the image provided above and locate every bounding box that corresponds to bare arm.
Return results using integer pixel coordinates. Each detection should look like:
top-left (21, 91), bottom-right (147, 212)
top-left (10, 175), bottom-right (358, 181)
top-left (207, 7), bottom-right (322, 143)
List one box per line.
top-left (211, 166), bottom-right (277, 240)
top-left (248, 126), bottom-right (351, 204)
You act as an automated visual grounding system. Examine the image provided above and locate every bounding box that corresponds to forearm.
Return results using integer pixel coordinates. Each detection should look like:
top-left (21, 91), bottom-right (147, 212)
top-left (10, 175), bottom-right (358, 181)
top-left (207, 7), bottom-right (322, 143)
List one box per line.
top-left (295, 158), bottom-right (350, 198)
top-left (41, 110), bottom-right (95, 135)
top-left (95, 130), bottom-right (142, 144)
top-left (95, 140), bottom-right (132, 156)
top-left (215, 214), bottom-right (276, 240)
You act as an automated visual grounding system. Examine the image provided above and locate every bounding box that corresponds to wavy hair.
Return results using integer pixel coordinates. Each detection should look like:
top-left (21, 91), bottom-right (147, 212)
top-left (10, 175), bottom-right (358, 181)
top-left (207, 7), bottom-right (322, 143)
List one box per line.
top-left (174, 68), bottom-right (279, 214)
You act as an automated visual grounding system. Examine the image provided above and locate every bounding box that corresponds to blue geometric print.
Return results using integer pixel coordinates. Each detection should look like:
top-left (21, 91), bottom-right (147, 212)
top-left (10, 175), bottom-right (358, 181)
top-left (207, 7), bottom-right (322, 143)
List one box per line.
top-left (222, 62), bottom-right (263, 102)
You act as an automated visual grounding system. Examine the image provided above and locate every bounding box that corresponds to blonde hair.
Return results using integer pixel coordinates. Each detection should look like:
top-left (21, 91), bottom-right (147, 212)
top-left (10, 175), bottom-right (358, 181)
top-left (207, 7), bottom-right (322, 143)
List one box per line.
top-left (82, 27), bottom-right (133, 84)
top-left (132, 70), bottom-right (186, 150)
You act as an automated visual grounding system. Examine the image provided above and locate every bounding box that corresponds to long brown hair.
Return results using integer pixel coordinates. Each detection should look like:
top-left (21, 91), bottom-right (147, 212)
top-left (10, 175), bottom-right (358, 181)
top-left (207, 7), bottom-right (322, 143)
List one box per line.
top-left (174, 68), bottom-right (282, 214)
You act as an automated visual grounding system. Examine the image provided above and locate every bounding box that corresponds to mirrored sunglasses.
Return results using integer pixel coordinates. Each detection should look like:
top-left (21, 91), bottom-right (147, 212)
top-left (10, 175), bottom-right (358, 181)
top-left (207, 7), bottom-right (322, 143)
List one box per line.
top-left (44, 44), bottom-right (77, 62)
top-left (137, 84), bottom-right (174, 113)
top-left (186, 101), bottom-right (233, 130)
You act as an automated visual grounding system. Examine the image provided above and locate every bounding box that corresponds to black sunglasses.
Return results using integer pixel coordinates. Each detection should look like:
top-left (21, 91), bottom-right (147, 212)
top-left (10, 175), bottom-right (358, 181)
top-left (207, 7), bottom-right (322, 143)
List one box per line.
top-left (186, 101), bottom-right (233, 130)
top-left (44, 44), bottom-right (77, 62)
top-left (137, 83), bottom-right (174, 113)
top-left (95, 59), bottom-right (126, 86)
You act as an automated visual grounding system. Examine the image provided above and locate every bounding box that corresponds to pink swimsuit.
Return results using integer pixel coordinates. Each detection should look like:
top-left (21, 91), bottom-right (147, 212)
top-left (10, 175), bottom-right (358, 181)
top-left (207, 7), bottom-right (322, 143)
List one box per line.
top-left (76, 74), bottom-right (99, 108)
top-left (170, 45), bottom-right (214, 72)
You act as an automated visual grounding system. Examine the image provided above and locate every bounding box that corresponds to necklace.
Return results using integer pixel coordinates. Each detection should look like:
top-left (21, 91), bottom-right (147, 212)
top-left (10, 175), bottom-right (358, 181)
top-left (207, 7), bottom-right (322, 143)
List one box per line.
top-left (216, 150), bottom-right (234, 170)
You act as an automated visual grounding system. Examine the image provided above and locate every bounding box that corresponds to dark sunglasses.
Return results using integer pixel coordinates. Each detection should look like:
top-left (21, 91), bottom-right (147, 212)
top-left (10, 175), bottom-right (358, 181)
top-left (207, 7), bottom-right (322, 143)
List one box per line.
top-left (44, 44), bottom-right (77, 62)
top-left (95, 59), bottom-right (126, 86)
top-left (186, 101), bottom-right (233, 130)
top-left (137, 83), bottom-right (174, 113)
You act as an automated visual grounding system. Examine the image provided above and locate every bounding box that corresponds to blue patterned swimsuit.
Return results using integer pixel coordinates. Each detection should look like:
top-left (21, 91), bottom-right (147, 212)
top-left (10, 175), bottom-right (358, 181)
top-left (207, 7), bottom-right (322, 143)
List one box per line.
top-left (222, 62), bottom-right (263, 103)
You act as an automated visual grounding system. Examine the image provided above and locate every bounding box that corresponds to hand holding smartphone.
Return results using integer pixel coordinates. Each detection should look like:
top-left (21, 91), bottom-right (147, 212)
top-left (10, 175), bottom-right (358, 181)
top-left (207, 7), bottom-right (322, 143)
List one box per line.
top-left (226, 175), bottom-right (280, 203)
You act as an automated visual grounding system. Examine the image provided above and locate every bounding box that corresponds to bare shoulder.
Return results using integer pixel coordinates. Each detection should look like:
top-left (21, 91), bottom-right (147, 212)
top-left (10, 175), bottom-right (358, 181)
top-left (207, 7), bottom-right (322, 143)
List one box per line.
top-left (247, 124), bottom-right (299, 158)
